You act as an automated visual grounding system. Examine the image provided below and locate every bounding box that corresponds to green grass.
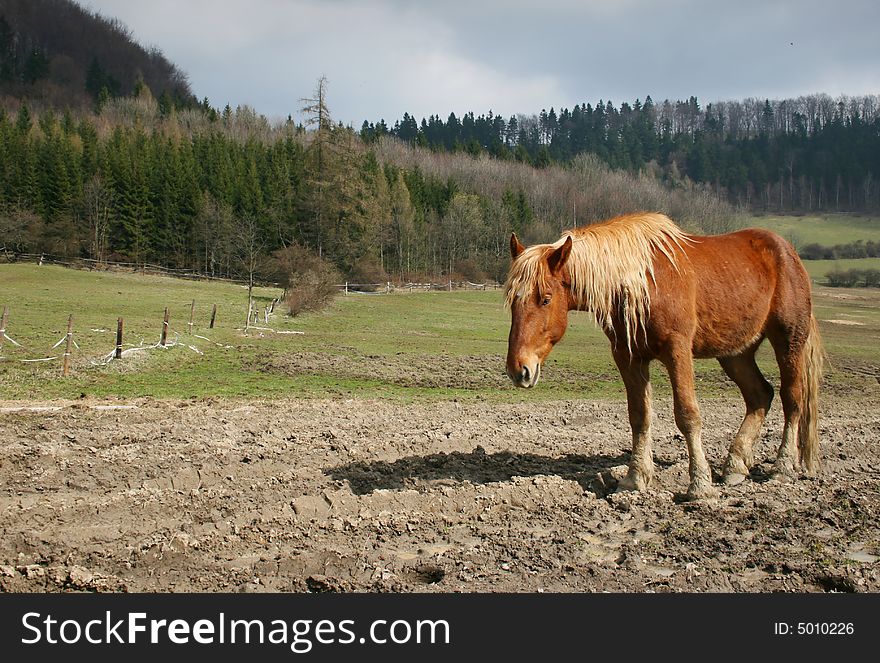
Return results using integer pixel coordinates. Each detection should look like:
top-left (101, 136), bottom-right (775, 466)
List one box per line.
top-left (0, 264), bottom-right (284, 399)
top-left (800, 257), bottom-right (880, 282)
top-left (751, 213), bottom-right (880, 247)
top-left (748, 213), bottom-right (880, 285)
top-left (1, 263), bottom-right (877, 403)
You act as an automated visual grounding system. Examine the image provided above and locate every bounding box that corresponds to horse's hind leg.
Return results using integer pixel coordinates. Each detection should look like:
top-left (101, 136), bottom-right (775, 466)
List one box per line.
top-left (613, 355), bottom-right (654, 492)
top-left (718, 351), bottom-right (774, 485)
top-left (663, 344), bottom-right (719, 500)
top-left (768, 339), bottom-right (806, 480)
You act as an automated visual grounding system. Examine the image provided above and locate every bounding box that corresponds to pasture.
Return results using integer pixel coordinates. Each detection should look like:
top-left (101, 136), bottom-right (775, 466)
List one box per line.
top-left (752, 214), bottom-right (880, 285)
top-left (2, 262), bottom-right (878, 402)
top-left (753, 213), bottom-right (880, 247)
top-left (1, 262), bottom-right (878, 593)
top-left (800, 257), bottom-right (880, 282)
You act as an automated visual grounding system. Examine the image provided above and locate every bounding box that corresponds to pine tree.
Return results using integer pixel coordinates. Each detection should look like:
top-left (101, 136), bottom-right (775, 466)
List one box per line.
top-left (23, 48), bottom-right (49, 84)
top-left (0, 16), bottom-right (16, 83)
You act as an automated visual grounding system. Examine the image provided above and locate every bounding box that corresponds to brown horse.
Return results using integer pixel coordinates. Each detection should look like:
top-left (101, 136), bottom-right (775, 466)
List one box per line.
top-left (505, 212), bottom-right (823, 500)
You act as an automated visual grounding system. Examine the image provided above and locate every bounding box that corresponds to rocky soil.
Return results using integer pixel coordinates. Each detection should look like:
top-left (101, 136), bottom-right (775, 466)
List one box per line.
top-left (1, 395), bottom-right (878, 593)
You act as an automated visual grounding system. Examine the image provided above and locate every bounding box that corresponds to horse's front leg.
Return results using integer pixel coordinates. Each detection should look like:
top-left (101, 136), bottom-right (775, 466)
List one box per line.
top-left (613, 354), bottom-right (654, 492)
top-left (663, 344), bottom-right (720, 500)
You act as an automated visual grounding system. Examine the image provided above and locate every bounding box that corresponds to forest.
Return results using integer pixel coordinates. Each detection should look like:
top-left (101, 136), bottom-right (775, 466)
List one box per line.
top-left (0, 80), bottom-right (742, 284)
top-left (0, 1), bottom-right (876, 285)
top-left (364, 94), bottom-right (880, 213)
top-left (0, 0), bottom-right (193, 110)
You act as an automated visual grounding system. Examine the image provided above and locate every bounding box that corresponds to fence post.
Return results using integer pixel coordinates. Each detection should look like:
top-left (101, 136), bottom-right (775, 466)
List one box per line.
top-left (62, 314), bottom-right (73, 376)
top-left (345, 282), bottom-right (349, 295)
top-left (0, 305), bottom-right (7, 350)
top-left (210, 304), bottom-right (217, 329)
top-left (189, 300), bottom-right (195, 333)
top-left (115, 317), bottom-right (124, 359)
top-left (160, 307), bottom-right (169, 346)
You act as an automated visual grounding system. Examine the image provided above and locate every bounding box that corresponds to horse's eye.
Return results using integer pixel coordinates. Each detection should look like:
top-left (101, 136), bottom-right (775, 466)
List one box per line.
top-left (542, 295), bottom-right (552, 306)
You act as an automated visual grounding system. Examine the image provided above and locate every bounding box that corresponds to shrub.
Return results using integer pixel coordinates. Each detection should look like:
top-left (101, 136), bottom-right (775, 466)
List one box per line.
top-left (826, 268), bottom-right (862, 287)
top-left (271, 245), bottom-right (340, 316)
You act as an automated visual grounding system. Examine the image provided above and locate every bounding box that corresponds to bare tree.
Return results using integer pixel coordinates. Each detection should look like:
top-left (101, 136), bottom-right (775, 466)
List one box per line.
top-left (83, 174), bottom-right (112, 264)
top-left (0, 208), bottom-right (42, 255)
top-left (300, 75), bottom-right (334, 257)
top-left (300, 74), bottom-right (331, 135)
top-left (234, 213), bottom-right (266, 329)
top-left (198, 193), bottom-right (234, 276)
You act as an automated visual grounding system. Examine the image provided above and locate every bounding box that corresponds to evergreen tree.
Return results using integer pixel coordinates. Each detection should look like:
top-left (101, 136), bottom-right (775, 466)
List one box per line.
top-left (23, 48), bottom-right (50, 84)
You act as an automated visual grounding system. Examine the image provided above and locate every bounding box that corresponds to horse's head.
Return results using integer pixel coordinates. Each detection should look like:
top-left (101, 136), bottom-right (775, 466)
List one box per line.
top-left (505, 233), bottom-right (573, 388)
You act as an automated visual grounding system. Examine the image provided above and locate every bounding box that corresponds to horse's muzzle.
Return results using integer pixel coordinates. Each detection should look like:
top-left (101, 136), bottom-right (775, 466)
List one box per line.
top-left (508, 362), bottom-right (540, 388)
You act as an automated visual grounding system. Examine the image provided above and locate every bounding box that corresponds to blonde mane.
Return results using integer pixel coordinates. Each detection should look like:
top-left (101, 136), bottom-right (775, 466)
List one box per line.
top-left (504, 212), bottom-right (693, 350)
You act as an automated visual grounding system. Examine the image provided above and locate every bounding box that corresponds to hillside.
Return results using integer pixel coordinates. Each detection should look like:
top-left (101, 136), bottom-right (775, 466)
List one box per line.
top-left (0, 0), bottom-right (871, 286)
top-left (0, 98), bottom-right (743, 284)
top-left (0, 0), bottom-right (194, 110)
top-left (366, 93), bottom-right (880, 214)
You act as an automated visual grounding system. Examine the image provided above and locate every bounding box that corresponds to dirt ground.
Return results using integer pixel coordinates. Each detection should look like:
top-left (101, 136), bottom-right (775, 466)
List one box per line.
top-left (1, 393), bottom-right (878, 593)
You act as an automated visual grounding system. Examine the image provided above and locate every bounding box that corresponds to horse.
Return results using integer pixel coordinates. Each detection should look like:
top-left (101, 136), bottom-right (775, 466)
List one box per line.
top-left (504, 212), bottom-right (823, 501)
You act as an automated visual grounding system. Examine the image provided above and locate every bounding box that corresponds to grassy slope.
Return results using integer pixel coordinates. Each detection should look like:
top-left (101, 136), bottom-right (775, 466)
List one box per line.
top-left (1, 263), bottom-right (877, 403)
top-left (750, 214), bottom-right (880, 283)
top-left (800, 257), bottom-right (880, 280)
top-left (0, 263), bottom-right (621, 402)
top-left (752, 213), bottom-right (880, 246)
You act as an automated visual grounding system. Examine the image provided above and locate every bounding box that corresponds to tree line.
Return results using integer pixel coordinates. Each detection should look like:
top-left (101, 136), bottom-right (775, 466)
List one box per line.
top-left (363, 93), bottom-right (880, 213)
top-left (1, 0), bottom-right (193, 111)
top-left (0, 81), bottom-right (743, 285)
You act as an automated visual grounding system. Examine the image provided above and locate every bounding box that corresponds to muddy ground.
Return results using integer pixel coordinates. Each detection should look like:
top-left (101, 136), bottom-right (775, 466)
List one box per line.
top-left (1, 394), bottom-right (878, 593)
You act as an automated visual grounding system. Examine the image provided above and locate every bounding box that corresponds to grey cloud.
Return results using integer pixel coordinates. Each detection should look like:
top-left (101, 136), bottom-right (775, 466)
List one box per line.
top-left (80, 0), bottom-right (880, 124)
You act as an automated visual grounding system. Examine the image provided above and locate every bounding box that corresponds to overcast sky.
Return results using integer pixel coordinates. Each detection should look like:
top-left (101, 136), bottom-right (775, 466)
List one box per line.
top-left (79, 0), bottom-right (879, 126)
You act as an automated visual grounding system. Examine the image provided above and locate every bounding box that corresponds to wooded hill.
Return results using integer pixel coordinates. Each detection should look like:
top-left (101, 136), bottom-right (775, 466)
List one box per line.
top-left (0, 0), bottom-right (194, 111)
top-left (363, 94), bottom-right (880, 214)
top-left (0, 83), bottom-right (740, 284)
top-left (0, 0), bottom-right (870, 285)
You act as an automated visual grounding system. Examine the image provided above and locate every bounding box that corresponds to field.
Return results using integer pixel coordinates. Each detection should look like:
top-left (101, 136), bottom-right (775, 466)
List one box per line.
top-left (799, 257), bottom-right (880, 282)
top-left (753, 213), bottom-right (880, 247)
top-left (751, 213), bottom-right (880, 285)
top-left (1, 263), bottom-right (879, 593)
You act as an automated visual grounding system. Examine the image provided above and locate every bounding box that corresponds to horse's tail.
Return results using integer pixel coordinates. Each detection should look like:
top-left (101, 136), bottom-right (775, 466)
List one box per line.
top-left (799, 315), bottom-right (824, 476)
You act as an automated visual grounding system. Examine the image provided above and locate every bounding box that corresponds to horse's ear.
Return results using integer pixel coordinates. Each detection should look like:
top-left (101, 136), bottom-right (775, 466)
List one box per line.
top-left (510, 233), bottom-right (525, 259)
top-left (547, 236), bottom-right (573, 276)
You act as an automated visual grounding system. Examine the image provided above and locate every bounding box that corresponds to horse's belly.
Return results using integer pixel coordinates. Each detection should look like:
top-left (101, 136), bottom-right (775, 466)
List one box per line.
top-left (691, 303), bottom-right (769, 358)
top-left (692, 327), bottom-right (764, 358)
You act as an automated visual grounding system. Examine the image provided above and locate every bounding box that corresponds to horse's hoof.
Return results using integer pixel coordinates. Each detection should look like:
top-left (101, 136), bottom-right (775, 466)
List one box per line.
top-left (768, 471), bottom-right (795, 484)
top-left (685, 483), bottom-right (720, 501)
top-left (721, 472), bottom-right (747, 486)
top-left (616, 473), bottom-right (651, 493)
top-left (722, 455), bottom-right (751, 479)
top-left (770, 461), bottom-right (797, 483)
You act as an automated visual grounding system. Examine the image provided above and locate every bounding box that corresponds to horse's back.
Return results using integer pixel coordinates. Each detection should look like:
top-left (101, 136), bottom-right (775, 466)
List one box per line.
top-left (699, 227), bottom-right (812, 315)
top-left (726, 227), bottom-right (814, 344)
top-left (649, 226), bottom-right (811, 358)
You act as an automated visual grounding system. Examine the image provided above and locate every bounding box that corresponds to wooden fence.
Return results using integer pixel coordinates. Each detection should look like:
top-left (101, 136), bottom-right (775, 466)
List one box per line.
top-left (2, 252), bottom-right (501, 293)
top-left (0, 301), bottom-right (229, 376)
top-left (1, 251), bottom-right (280, 287)
top-left (339, 280), bottom-right (500, 294)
